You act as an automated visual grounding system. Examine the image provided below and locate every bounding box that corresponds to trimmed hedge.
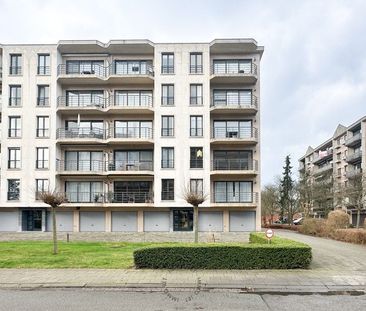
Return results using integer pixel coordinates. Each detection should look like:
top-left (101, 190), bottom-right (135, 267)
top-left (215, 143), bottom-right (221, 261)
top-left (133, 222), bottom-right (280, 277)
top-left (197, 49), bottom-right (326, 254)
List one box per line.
top-left (133, 233), bottom-right (312, 269)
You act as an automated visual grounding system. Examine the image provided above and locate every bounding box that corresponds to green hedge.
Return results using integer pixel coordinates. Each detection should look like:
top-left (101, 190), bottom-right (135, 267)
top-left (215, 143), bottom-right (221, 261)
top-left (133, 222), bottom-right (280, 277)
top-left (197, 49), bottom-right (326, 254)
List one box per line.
top-left (133, 233), bottom-right (312, 269)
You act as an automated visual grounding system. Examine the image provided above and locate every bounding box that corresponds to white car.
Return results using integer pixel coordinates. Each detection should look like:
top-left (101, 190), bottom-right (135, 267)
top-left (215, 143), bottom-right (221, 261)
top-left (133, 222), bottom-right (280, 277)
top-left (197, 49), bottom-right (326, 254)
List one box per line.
top-left (293, 217), bottom-right (303, 225)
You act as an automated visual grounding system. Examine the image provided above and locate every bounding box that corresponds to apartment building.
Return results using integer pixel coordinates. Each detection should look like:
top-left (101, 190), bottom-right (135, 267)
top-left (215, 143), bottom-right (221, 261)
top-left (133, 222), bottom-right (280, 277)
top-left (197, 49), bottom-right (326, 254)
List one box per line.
top-left (0, 39), bottom-right (263, 233)
top-left (299, 117), bottom-right (366, 225)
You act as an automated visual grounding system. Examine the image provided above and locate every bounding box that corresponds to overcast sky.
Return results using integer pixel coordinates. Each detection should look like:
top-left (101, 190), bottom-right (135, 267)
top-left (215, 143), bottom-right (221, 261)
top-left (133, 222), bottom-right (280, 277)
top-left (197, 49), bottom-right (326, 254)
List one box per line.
top-left (1, 0), bottom-right (365, 185)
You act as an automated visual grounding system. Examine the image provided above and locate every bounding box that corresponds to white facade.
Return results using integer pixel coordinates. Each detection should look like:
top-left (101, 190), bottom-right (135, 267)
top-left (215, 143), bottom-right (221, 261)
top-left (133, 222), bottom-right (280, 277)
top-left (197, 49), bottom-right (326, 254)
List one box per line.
top-left (0, 39), bottom-right (263, 232)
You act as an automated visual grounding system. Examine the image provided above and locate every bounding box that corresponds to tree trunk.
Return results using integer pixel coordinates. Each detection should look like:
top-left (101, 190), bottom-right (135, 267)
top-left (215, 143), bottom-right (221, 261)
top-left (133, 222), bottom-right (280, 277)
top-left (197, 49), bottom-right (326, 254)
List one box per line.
top-left (356, 209), bottom-right (361, 229)
top-left (193, 205), bottom-right (199, 243)
top-left (52, 206), bottom-right (58, 255)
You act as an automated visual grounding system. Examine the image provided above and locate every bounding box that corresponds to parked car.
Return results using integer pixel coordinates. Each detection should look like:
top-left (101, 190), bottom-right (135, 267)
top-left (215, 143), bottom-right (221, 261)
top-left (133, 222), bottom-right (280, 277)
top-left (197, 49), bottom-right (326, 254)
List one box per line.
top-left (293, 217), bottom-right (303, 225)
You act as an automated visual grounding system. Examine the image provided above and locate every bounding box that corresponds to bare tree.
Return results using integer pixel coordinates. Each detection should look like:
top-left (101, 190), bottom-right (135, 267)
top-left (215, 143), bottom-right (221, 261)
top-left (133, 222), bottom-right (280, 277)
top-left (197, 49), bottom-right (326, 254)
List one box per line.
top-left (297, 171), bottom-right (314, 218)
top-left (38, 190), bottom-right (66, 254)
top-left (312, 171), bottom-right (335, 218)
top-left (261, 183), bottom-right (280, 225)
top-left (182, 185), bottom-right (207, 243)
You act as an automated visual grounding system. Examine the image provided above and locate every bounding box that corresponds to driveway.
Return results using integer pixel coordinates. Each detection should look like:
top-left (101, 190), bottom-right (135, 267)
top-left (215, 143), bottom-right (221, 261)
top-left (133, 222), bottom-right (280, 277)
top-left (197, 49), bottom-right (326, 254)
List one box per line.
top-left (275, 230), bottom-right (366, 271)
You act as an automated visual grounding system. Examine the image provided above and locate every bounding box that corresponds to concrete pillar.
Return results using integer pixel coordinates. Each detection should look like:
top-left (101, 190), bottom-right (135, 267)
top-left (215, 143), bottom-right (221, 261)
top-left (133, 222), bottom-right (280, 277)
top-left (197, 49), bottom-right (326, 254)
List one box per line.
top-left (223, 209), bottom-right (229, 232)
top-left (137, 210), bottom-right (144, 232)
top-left (105, 210), bottom-right (112, 232)
top-left (73, 210), bottom-right (80, 232)
top-left (41, 210), bottom-right (46, 232)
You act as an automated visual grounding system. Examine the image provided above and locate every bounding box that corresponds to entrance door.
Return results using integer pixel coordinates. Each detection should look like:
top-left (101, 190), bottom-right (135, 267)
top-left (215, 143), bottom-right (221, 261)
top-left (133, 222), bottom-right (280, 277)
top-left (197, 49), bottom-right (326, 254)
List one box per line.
top-left (173, 209), bottom-right (193, 231)
top-left (22, 210), bottom-right (43, 231)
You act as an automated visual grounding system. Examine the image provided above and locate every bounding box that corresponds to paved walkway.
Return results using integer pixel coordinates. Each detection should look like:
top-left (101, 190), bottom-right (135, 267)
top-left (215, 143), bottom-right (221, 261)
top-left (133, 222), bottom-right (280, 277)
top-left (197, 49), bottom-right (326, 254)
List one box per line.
top-left (0, 230), bottom-right (365, 293)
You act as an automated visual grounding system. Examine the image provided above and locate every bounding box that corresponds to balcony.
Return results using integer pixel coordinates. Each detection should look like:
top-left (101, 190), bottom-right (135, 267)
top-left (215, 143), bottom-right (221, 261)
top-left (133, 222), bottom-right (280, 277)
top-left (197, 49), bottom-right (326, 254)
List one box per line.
top-left (345, 133), bottom-right (362, 147)
top-left (210, 60), bottom-right (257, 84)
top-left (211, 127), bottom-right (258, 145)
top-left (211, 159), bottom-right (258, 176)
top-left (57, 61), bottom-right (154, 85)
top-left (211, 191), bottom-right (258, 207)
top-left (313, 150), bottom-right (333, 164)
top-left (210, 94), bottom-right (258, 115)
top-left (346, 150), bottom-right (362, 164)
top-left (107, 127), bottom-right (154, 145)
top-left (56, 128), bottom-right (106, 144)
top-left (314, 163), bottom-right (333, 175)
top-left (346, 168), bottom-right (362, 179)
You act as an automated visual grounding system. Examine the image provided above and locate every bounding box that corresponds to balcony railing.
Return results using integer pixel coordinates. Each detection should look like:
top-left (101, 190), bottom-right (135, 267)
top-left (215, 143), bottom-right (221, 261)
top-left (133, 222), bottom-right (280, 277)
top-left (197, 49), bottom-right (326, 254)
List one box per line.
top-left (9, 66), bottom-right (22, 75)
top-left (111, 127), bottom-right (153, 139)
top-left (211, 94), bottom-right (258, 109)
top-left (57, 160), bottom-right (154, 172)
top-left (345, 133), bottom-right (362, 147)
top-left (161, 160), bottom-right (174, 169)
top-left (9, 97), bottom-right (21, 106)
top-left (211, 127), bottom-right (258, 140)
top-left (314, 163), bottom-right (333, 175)
top-left (190, 65), bottom-right (203, 74)
top-left (346, 150), bottom-right (362, 163)
top-left (212, 192), bottom-right (258, 203)
top-left (211, 159), bottom-right (258, 171)
top-left (37, 66), bottom-right (50, 75)
top-left (313, 150), bottom-right (333, 163)
top-left (211, 61), bottom-right (257, 76)
top-left (37, 97), bottom-right (49, 106)
top-left (62, 191), bottom-right (153, 203)
top-left (56, 128), bottom-right (105, 140)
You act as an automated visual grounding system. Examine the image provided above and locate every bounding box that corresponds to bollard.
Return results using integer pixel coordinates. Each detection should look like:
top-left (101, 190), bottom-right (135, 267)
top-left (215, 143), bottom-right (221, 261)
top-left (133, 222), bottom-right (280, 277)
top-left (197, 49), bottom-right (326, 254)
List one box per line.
top-left (67, 233), bottom-right (70, 243)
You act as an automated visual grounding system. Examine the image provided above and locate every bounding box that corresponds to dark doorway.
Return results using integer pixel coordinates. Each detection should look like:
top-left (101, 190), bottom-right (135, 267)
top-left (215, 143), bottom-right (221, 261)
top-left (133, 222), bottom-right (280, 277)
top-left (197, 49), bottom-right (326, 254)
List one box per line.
top-left (173, 209), bottom-right (193, 231)
top-left (22, 210), bottom-right (43, 231)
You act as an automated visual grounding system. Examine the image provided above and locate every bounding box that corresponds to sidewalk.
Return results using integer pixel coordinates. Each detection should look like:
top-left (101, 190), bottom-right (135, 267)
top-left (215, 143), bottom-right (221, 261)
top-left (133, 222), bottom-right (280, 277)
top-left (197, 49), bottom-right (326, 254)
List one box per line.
top-left (0, 268), bottom-right (365, 294)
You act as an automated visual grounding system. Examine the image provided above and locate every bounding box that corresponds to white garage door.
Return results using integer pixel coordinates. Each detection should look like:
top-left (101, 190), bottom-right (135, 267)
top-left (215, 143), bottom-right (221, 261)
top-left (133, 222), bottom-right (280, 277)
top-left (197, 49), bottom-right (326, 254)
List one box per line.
top-left (0, 211), bottom-right (19, 231)
top-left (144, 212), bottom-right (170, 232)
top-left (46, 211), bottom-right (74, 232)
top-left (229, 211), bottom-right (256, 232)
top-left (199, 212), bottom-right (223, 232)
top-left (112, 212), bottom-right (137, 232)
top-left (80, 212), bottom-right (105, 232)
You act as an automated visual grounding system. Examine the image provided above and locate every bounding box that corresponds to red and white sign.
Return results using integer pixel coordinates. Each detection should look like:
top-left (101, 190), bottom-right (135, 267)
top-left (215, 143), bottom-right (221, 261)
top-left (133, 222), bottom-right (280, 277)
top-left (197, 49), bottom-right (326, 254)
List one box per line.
top-left (265, 229), bottom-right (274, 239)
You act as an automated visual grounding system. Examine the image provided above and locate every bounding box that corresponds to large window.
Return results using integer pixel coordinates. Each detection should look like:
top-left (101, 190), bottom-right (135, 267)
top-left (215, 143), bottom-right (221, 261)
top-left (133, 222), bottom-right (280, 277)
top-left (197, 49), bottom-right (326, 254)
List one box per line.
top-left (190, 116), bottom-right (203, 137)
top-left (36, 116), bottom-right (50, 138)
top-left (8, 116), bottom-right (21, 138)
top-left (10, 54), bottom-right (22, 75)
top-left (8, 147), bottom-right (21, 169)
top-left (213, 59), bottom-right (252, 74)
top-left (36, 147), bottom-right (49, 169)
top-left (190, 52), bottom-right (203, 74)
top-left (114, 60), bottom-right (152, 75)
top-left (66, 60), bottom-right (104, 75)
top-left (113, 150), bottom-right (153, 171)
top-left (162, 179), bottom-right (174, 200)
top-left (37, 85), bottom-right (50, 106)
top-left (190, 179), bottom-right (203, 196)
top-left (190, 84), bottom-right (203, 105)
top-left (214, 181), bottom-right (253, 203)
top-left (8, 179), bottom-right (20, 201)
top-left (37, 54), bottom-right (50, 75)
top-left (66, 90), bottom-right (104, 107)
top-left (190, 147), bottom-right (203, 169)
top-left (65, 181), bottom-right (104, 203)
top-left (35, 179), bottom-right (49, 200)
top-left (212, 90), bottom-right (252, 107)
top-left (9, 85), bottom-right (21, 106)
top-left (162, 147), bottom-right (174, 168)
top-left (65, 120), bottom-right (104, 138)
top-left (213, 120), bottom-right (252, 138)
top-left (213, 150), bottom-right (253, 170)
top-left (114, 90), bottom-right (152, 107)
top-left (161, 84), bottom-right (174, 106)
top-left (65, 151), bottom-right (103, 171)
top-left (161, 53), bottom-right (174, 74)
top-left (161, 116), bottom-right (174, 137)
top-left (113, 181), bottom-right (152, 203)
top-left (114, 121), bottom-right (153, 139)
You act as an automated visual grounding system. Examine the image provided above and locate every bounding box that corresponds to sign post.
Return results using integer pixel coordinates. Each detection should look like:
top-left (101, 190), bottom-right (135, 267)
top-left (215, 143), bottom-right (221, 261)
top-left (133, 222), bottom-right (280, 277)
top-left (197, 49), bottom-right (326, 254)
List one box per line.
top-left (265, 229), bottom-right (274, 244)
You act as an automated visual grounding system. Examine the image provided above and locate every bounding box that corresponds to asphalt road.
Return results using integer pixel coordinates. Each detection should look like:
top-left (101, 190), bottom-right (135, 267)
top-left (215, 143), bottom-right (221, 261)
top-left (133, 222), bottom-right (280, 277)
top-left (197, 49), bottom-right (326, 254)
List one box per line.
top-left (0, 288), bottom-right (365, 311)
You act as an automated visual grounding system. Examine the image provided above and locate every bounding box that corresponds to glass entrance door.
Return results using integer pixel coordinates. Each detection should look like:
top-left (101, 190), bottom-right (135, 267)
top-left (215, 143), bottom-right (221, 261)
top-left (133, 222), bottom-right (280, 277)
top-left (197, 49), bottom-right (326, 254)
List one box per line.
top-left (22, 210), bottom-right (43, 231)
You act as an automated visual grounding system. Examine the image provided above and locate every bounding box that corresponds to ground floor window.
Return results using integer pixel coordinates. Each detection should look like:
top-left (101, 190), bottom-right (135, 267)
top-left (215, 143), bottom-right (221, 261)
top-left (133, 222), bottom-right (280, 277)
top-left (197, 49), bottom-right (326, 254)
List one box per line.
top-left (21, 210), bottom-right (43, 231)
top-left (173, 209), bottom-right (193, 231)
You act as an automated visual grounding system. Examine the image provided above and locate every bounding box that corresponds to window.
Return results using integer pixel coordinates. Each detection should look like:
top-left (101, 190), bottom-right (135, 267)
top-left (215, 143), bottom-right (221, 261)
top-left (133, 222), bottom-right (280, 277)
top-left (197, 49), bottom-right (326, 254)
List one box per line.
top-left (190, 116), bottom-right (203, 137)
top-left (190, 52), bottom-right (203, 74)
top-left (65, 151), bottom-right (103, 171)
top-left (8, 116), bottom-right (21, 138)
top-left (36, 147), bottom-right (49, 169)
top-left (190, 84), bottom-right (203, 105)
top-left (8, 179), bottom-right (20, 201)
top-left (213, 120), bottom-right (252, 138)
top-left (162, 179), bottom-right (174, 200)
top-left (65, 120), bottom-right (104, 139)
top-left (213, 150), bottom-right (253, 170)
top-left (8, 147), bottom-right (21, 169)
top-left (212, 90), bottom-right (252, 107)
top-left (37, 54), bottom-right (50, 75)
top-left (161, 53), bottom-right (174, 74)
top-left (214, 181), bottom-right (253, 203)
top-left (37, 85), bottom-right (50, 106)
top-left (9, 85), bottom-right (21, 106)
top-left (161, 116), bottom-right (174, 137)
top-left (66, 60), bottom-right (104, 75)
top-left (114, 60), bottom-right (152, 75)
top-left (35, 179), bottom-right (49, 200)
top-left (213, 59), bottom-right (252, 74)
top-left (113, 181), bottom-right (153, 203)
top-left (65, 181), bottom-right (104, 203)
top-left (190, 147), bottom-right (203, 168)
top-left (66, 90), bottom-right (104, 107)
top-left (10, 54), bottom-right (22, 75)
top-left (113, 150), bottom-right (153, 171)
top-left (114, 121), bottom-right (152, 139)
top-left (161, 84), bottom-right (174, 105)
top-left (162, 147), bottom-right (174, 168)
top-left (190, 179), bottom-right (203, 196)
top-left (36, 116), bottom-right (50, 138)
top-left (114, 90), bottom-right (153, 107)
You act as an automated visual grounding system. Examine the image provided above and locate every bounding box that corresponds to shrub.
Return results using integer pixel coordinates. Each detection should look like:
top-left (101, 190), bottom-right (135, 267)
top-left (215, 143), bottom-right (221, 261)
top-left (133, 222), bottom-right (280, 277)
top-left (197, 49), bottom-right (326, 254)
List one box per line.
top-left (332, 229), bottom-right (366, 245)
top-left (299, 218), bottom-right (326, 236)
top-left (133, 233), bottom-right (312, 270)
top-left (326, 210), bottom-right (349, 233)
top-left (263, 224), bottom-right (300, 231)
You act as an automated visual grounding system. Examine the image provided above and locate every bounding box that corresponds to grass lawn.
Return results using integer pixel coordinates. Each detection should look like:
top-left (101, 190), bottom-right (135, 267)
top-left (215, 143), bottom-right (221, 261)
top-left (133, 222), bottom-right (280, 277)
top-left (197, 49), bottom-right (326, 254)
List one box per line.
top-left (0, 241), bottom-right (186, 269)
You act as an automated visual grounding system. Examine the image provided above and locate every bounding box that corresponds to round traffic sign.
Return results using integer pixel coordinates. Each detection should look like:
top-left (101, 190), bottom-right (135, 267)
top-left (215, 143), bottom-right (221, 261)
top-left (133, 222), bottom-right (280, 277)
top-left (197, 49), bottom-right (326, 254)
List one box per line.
top-left (265, 229), bottom-right (274, 239)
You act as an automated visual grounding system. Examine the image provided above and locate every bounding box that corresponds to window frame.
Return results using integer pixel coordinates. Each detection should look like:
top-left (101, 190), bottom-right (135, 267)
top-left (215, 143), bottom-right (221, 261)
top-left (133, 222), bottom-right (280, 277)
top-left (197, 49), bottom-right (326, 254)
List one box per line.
top-left (161, 53), bottom-right (174, 74)
top-left (190, 52), bottom-right (203, 74)
top-left (162, 179), bottom-right (174, 201)
top-left (8, 147), bottom-right (21, 169)
top-left (8, 116), bottom-right (21, 138)
top-left (161, 115), bottom-right (174, 137)
top-left (161, 147), bottom-right (174, 169)
top-left (36, 147), bottom-right (49, 169)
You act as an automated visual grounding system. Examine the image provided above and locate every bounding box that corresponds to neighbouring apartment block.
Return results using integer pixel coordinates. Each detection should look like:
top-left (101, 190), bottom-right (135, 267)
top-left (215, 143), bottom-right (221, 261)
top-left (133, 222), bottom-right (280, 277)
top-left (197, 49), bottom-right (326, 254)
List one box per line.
top-left (299, 117), bottom-right (366, 225)
top-left (0, 39), bottom-right (263, 233)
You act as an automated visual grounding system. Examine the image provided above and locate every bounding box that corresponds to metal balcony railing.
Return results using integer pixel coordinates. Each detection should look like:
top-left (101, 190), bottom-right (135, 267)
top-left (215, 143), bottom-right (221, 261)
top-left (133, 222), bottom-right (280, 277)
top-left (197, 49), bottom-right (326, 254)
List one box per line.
top-left (211, 61), bottom-right (257, 76)
top-left (9, 66), bottom-right (22, 75)
top-left (62, 191), bottom-right (154, 204)
top-left (190, 65), bottom-right (203, 74)
top-left (56, 160), bottom-right (154, 172)
top-left (37, 66), bottom-right (50, 75)
top-left (161, 160), bottom-right (174, 169)
top-left (211, 127), bottom-right (258, 140)
top-left (110, 127), bottom-right (153, 139)
top-left (111, 94), bottom-right (153, 108)
top-left (345, 133), bottom-right (362, 146)
top-left (9, 97), bottom-right (21, 106)
top-left (212, 192), bottom-right (258, 203)
top-left (37, 97), bottom-right (49, 106)
top-left (346, 150), bottom-right (362, 163)
top-left (161, 191), bottom-right (174, 201)
top-left (211, 159), bottom-right (258, 171)
top-left (64, 191), bottom-right (105, 203)
top-left (313, 150), bottom-right (333, 163)
top-left (161, 96), bottom-right (174, 106)
top-left (211, 94), bottom-right (258, 109)
top-left (190, 159), bottom-right (203, 169)
top-left (190, 96), bottom-right (203, 106)
top-left (107, 160), bottom-right (153, 172)
top-left (8, 129), bottom-right (21, 138)
top-left (56, 128), bottom-right (106, 140)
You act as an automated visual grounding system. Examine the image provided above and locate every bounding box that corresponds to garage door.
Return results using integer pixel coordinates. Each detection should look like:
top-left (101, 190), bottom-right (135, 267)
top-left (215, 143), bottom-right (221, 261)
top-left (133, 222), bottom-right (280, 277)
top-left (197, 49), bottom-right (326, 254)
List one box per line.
top-left (199, 212), bottom-right (223, 232)
top-left (144, 212), bottom-right (170, 232)
top-left (229, 211), bottom-right (256, 232)
top-left (112, 212), bottom-right (137, 232)
top-left (46, 211), bottom-right (74, 232)
top-left (0, 211), bottom-right (19, 231)
top-left (80, 212), bottom-right (105, 232)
